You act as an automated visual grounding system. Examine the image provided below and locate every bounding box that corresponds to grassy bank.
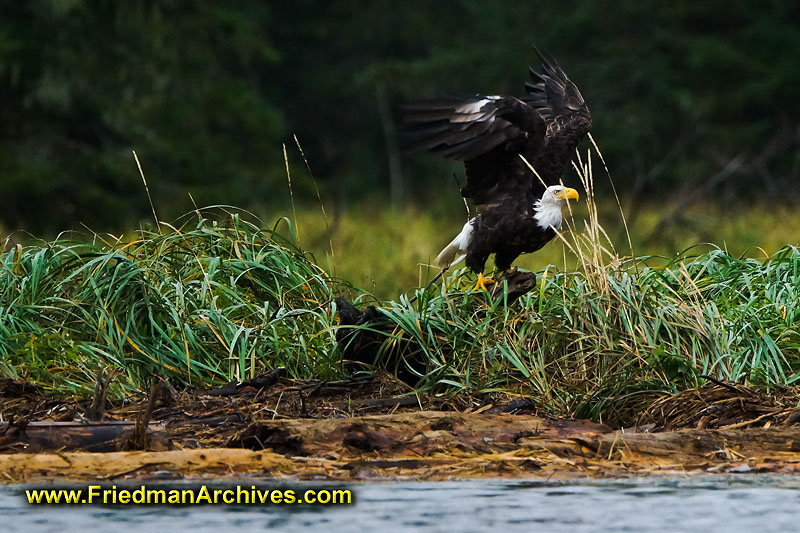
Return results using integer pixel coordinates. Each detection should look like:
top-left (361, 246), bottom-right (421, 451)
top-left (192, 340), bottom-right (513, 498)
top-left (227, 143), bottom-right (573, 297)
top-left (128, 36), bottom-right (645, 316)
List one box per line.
top-left (2, 210), bottom-right (799, 425)
top-left (0, 213), bottom-right (346, 398)
top-left (2, 157), bottom-right (800, 426)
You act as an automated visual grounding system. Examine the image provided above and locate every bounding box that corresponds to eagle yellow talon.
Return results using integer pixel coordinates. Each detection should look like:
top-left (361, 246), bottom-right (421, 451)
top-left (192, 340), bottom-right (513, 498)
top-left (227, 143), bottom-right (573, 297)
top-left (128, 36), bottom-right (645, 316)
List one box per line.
top-left (472, 272), bottom-right (496, 292)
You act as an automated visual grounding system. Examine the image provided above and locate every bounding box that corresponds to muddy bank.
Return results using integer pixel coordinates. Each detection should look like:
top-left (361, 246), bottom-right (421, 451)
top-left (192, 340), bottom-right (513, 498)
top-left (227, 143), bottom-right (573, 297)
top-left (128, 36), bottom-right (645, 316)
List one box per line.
top-left (2, 411), bottom-right (800, 483)
top-left (2, 376), bottom-right (800, 482)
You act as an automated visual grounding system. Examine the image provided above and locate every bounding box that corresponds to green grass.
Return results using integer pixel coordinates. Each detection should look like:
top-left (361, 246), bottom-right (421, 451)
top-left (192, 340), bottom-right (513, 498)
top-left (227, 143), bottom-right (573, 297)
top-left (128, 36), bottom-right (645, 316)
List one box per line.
top-left (2, 150), bottom-right (800, 426)
top-left (377, 245), bottom-right (800, 424)
top-left (0, 210), bottom-right (347, 397)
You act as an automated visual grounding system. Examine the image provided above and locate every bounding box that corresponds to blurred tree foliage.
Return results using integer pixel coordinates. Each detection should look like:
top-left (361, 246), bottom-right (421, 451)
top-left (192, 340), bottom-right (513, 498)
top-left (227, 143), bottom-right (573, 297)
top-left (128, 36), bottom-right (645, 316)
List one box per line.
top-left (1, 1), bottom-right (284, 232)
top-left (1, 0), bottom-right (798, 233)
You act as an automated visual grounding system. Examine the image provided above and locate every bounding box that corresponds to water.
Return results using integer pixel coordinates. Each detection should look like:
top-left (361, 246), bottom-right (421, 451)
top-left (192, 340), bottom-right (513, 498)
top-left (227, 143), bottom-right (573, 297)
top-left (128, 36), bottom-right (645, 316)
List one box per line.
top-left (3, 475), bottom-right (800, 532)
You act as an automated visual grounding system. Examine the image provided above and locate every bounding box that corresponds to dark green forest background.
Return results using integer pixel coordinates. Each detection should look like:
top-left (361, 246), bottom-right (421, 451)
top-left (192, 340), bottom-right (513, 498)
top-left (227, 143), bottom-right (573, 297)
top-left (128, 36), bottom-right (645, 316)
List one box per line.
top-left (1, 1), bottom-right (799, 235)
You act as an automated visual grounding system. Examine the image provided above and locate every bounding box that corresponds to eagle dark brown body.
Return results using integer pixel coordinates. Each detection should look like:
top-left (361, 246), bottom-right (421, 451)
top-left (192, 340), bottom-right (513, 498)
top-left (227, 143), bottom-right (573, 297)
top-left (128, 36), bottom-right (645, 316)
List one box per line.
top-left (402, 49), bottom-right (591, 276)
top-left (467, 197), bottom-right (556, 272)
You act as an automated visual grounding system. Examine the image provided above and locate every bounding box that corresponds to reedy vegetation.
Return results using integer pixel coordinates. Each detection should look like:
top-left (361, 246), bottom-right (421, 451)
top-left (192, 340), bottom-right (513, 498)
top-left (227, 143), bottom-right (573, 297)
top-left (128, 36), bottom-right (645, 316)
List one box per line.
top-left (0, 213), bottom-right (342, 398)
top-left (1, 152), bottom-right (799, 424)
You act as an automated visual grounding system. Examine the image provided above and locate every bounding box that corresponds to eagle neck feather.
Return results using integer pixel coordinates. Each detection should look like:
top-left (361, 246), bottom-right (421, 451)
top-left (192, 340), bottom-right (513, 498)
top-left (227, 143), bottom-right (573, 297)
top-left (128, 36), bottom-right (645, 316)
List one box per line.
top-left (533, 199), bottom-right (563, 230)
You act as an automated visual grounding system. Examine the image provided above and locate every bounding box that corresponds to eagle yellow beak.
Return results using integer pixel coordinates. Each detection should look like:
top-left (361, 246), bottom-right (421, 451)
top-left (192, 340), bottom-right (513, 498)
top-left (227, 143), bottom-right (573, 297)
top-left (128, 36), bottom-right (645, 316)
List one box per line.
top-left (558, 187), bottom-right (580, 201)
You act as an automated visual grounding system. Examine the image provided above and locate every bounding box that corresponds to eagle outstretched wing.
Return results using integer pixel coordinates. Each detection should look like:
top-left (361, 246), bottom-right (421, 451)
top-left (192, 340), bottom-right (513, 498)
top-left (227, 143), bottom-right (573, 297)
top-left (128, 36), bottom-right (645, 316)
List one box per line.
top-left (401, 49), bottom-right (591, 208)
top-left (401, 96), bottom-right (544, 162)
top-left (524, 48), bottom-right (591, 136)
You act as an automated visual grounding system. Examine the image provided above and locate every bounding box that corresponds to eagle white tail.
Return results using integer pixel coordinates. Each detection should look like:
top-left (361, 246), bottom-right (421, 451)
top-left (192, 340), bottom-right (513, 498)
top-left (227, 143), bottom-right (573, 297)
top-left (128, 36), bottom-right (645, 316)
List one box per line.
top-left (435, 219), bottom-right (474, 268)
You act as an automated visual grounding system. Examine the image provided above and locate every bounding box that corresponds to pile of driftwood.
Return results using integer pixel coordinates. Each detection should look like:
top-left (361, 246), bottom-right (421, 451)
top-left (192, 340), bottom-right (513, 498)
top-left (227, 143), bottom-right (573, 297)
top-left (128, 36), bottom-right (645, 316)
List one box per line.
top-left (0, 372), bottom-right (417, 453)
top-left (3, 408), bottom-right (800, 483)
top-left (3, 369), bottom-right (800, 482)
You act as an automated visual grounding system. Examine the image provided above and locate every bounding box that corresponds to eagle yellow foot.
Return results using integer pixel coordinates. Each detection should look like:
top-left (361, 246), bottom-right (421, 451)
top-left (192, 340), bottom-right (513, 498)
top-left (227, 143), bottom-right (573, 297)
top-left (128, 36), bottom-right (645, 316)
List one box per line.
top-left (472, 272), bottom-right (496, 292)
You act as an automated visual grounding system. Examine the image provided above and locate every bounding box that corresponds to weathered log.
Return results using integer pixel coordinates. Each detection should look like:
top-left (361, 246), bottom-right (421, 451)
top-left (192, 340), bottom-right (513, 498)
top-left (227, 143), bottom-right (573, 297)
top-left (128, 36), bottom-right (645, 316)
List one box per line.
top-left (202, 368), bottom-right (287, 397)
top-left (589, 426), bottom-right (800, 458)
top-left (351, 395), bottom-right (423, 409)
top-left (0, 448), bottom-right (295, 483)
top-left (0, 415), bottom-right (241, 452)
top-left (0, 421), bottom-right (148, 452)
top-left (229, 411), bottom-right (612, 456)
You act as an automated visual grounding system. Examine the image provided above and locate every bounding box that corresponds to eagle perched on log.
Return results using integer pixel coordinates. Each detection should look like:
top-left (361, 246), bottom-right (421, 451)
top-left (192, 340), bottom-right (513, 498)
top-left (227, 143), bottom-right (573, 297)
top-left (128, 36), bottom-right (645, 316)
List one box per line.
top-left (402, 49), bottom-right (591, 290)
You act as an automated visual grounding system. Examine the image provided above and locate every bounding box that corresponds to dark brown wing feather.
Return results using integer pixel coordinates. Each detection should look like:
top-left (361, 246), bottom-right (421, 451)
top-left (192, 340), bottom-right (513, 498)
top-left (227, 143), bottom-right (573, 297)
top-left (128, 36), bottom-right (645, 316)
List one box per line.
top-left (401, 49), bottom-right (591, 211)
top-left (524, 49), bottom-right (592, 189)
top-left (401, 97), bottom-right (541, 161)
top-left (401, 96), bottom-right (545, 208)
top-left (525, 48), bottom-right (591, 126)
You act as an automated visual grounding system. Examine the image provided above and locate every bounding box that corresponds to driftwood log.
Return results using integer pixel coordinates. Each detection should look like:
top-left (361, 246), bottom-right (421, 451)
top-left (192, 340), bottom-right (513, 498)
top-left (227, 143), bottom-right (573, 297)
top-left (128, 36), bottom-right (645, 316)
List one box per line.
top-left (0, 421), bottom-right (162, 453)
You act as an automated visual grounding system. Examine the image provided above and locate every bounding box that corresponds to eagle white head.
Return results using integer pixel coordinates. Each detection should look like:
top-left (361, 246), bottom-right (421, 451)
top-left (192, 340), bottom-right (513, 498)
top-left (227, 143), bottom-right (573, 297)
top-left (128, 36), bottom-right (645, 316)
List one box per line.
top-left (534, 185), bottom-right (580, 230)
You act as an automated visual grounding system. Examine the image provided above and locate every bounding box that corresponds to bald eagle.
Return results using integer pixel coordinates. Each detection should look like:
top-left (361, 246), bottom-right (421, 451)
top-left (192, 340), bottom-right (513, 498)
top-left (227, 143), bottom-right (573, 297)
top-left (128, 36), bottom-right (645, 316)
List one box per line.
top-left (402, 49), bottom-right (591, 290)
